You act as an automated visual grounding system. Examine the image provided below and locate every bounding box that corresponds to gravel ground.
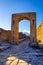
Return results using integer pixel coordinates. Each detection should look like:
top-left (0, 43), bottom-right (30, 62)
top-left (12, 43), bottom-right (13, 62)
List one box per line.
top-left (0, 39), bottom-right (43, 65)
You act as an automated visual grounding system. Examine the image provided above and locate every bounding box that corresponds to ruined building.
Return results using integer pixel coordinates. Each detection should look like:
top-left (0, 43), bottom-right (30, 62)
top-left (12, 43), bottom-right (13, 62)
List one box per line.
top-left (11, 12), bottom-right (36, 43)
top-left (0, 12), bottom-right (37, 44)
top-left (0, 28), bottom-right (12, 44)
top-left (37, 21), bottom-right (43, 44)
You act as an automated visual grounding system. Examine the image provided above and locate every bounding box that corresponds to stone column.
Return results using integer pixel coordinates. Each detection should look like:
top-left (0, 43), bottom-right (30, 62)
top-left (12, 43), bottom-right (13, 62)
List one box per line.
top-left (30, 18), bottom-right (36, 42)
top-left (11, 19), bottom-right (19, 44)
top-left (11, 16), bottom-right (15, 43)
top-left (14, 22), bottom-right (19, 44)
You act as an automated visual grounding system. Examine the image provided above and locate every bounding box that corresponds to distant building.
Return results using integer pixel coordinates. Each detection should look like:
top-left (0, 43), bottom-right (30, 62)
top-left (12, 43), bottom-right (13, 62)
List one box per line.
top-left (37, 21), bottom-right (43, 44)
top-left (0, 28), bottom-right (12, 44)
top-left (0, 28), bottom-right (27, 44)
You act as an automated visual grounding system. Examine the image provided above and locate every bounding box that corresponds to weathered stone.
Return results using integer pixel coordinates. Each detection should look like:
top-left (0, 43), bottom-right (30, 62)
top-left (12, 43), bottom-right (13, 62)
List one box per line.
top-left (0, 12), bottom-right (37, 45)
top-left (0, 43), bottom-right (10, 51)
top-left (29, 42), bottom-right (39, 48)
top-left (11, 12), bottom-right (36, 44)
top-left (10, 59), bottom-right (18, 65)
top-left (6, 61), bottom-right (12, 65)
top-left (7, 56), bottom-right (17, 61)
top-left (18, 59), bottom-right (28, 65)
top-left (37, 21), bottom-right (43, 44)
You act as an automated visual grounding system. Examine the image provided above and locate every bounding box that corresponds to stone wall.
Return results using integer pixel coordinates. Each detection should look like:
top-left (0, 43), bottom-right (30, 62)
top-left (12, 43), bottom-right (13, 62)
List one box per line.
top-left (0, 28), bottom-right (12, 44)
top-left (37, 21), bottom-right (43, 44)
top-left (5, 31), bottom-right (12, 42)
top-left (19, 32), bottom-right (27, 39)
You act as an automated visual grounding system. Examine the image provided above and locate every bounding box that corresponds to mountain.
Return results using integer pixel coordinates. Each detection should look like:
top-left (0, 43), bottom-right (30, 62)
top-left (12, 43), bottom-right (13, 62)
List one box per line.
top-left (23, 32), bottom-right (30, 36)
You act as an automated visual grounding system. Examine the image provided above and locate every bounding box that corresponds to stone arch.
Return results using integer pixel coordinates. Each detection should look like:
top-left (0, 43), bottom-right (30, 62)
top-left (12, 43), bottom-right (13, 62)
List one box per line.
top-left (11, 12), bottom-right (36, 44)
top-left (17, 16), bottom-right (30, 22)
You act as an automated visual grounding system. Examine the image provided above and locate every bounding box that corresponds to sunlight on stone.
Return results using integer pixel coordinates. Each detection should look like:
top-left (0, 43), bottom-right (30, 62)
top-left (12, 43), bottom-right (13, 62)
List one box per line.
top-left (7, 56), bottom-right (17, 61)
top-left (6, 56), bottom-right (31, 65)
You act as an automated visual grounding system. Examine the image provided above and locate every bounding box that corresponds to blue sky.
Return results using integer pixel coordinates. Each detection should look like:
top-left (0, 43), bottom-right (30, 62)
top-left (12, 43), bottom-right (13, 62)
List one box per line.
top-left (0, 0), bottom-right (43, 33)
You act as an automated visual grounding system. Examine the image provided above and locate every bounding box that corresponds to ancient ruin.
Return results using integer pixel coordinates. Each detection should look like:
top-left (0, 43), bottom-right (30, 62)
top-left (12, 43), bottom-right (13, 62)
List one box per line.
top-left (11, 12), bottom-right (36, 43)
top-left (0, 13), bottom-right (43, 65)
top-left (0, 12), bottom-right (36, 44)
top-left (37, 21), bottom-right (43, 44)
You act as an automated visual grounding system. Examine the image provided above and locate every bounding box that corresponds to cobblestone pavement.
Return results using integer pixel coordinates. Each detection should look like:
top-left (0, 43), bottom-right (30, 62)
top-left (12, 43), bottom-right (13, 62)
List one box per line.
top-left (0, 39), bottom-right (43, 65)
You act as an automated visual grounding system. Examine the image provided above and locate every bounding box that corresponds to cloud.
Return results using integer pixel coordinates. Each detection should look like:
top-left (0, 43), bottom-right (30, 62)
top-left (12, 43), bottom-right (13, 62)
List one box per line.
top-left (23, 30), bottom-right (30, 33)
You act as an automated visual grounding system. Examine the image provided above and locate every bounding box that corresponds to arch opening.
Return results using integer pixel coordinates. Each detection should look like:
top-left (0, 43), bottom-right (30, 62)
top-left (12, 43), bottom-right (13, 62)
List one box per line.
top-left (18, 19), bottom-right (30, 39)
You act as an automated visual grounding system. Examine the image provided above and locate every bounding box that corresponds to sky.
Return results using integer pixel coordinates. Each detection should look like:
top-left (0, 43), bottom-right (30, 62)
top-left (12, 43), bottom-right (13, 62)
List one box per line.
top-left (0, 0), bottom-right (43, 33)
